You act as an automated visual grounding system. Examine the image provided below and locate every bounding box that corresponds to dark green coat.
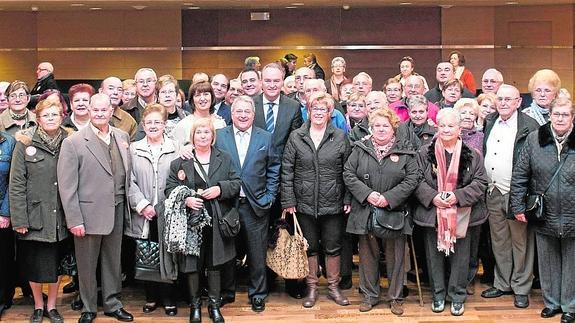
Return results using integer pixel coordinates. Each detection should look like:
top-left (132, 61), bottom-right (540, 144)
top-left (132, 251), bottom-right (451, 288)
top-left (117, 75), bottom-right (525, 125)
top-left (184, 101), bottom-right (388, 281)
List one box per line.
top-left (344, 138), bottom-right (420, 235)
top-left (10, 127), bottom-right (69, 242)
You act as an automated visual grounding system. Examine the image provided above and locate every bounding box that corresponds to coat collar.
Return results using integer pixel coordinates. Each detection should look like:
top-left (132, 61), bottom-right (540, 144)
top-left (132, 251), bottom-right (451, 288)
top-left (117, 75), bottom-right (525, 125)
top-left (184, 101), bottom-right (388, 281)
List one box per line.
top-left (537, 122), bottom-right (575, 150)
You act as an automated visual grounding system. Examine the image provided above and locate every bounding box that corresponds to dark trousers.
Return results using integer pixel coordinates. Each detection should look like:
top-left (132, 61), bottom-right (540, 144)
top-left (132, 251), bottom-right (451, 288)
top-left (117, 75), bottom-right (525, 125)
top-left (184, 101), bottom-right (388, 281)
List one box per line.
top-left (467, 225), bottom-right (481, 284)
top-left (477, 221), bottom-right (495, 282)
top-left (221, 199), bottom-right (269, 300)
top-left (536, 232), bottom-right (575, 313)
top-left (144, 281), bottom-right (175, 306)
top-left (358, 234), bottom-right (405, 302)
top-left (75, 203), bottom-right (124, 313)
top-left (0, 227), bottom-right (15, 306)
top-left (423, 227), bottom-right (471, 303)
top-left (340, 216), bottom-right (357, 277)
top-left (297, 213), bottom-right (344, 256)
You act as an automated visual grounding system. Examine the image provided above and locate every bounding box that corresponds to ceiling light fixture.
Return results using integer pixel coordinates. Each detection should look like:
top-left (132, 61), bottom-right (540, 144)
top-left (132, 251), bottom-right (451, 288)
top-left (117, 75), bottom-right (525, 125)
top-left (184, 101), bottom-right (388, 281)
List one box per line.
top-left (505, 1), bottom-right (519, 4)
top-left (89, 7), bottom-right (102, 10)
top-left (70, 3), bottom-right (85, 7)
top-left (132, 5), bottom-right (147, 10)
top-left (31, 6), bottom-right (39, 11)
top-left (187, 6), bottom-right (200, 9)
top-left (286, 6), bottom-right (297, 9)
top-left (399, 2), bottom-right (412, 5)
top-left (291, 2), bottom-right (305, 5)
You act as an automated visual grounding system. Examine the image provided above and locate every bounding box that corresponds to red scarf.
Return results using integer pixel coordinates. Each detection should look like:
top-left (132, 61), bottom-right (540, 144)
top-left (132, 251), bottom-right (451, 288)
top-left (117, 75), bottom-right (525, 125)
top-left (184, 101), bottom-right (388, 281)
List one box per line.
top-left (434, 139), bottom-right (462, 255)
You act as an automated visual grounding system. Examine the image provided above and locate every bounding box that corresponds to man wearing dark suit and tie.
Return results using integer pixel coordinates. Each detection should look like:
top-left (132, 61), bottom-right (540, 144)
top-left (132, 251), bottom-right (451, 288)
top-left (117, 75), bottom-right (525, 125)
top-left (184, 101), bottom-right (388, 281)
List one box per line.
top-left (215, 95), bottom-right (280, 313)
top-left (252, 63), bottom-right (303, 156)
top-left (58, 93), bottom-right (134, 323)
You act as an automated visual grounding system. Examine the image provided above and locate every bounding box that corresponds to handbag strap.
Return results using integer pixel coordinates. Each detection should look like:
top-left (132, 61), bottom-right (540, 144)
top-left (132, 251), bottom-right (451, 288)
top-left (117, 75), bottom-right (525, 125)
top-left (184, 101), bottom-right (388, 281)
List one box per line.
top-left (542, 154), bottom-right (569, 195)
top-left (281, 210), bottom-right (304, 238)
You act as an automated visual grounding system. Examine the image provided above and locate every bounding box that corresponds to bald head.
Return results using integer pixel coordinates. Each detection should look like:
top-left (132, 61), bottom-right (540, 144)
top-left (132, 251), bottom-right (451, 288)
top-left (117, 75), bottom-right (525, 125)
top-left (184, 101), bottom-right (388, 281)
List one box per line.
top-left (99, 77), bottom-right (124, 108)
top-left (405, 75), bottom-right (426, 97)
top-left (482, 68), bottom-right (504, 94)
top-left (89, 93), bottom-right (114, 130)
top-left (36, 62), bottom-right (54, 79)
top-left (496, 84), bottom-right (521, 120)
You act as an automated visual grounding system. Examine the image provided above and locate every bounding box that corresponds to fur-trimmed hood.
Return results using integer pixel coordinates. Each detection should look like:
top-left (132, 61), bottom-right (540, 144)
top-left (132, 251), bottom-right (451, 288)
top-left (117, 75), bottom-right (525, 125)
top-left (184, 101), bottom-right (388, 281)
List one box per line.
top-left (538, 122), bottom-right (575, 151)
top-left (425, 137), bottom-right (474, 187)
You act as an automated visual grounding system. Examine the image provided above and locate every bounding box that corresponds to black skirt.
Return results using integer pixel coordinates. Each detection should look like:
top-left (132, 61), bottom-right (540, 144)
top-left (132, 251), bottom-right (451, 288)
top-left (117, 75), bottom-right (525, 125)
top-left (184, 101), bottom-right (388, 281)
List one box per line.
top-left (17, 239), bottom-right (68, 283)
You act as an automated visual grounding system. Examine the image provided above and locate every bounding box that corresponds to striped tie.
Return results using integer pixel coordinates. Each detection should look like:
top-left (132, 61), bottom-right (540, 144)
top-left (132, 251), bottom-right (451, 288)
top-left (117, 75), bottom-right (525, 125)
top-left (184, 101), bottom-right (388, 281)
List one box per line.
top-left (266, 102), bottom-right (275, 133)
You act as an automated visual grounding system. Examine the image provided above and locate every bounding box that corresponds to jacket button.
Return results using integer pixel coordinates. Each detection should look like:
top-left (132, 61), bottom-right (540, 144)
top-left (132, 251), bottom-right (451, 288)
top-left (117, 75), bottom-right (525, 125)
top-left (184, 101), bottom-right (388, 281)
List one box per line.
top-left (53, 210), bottom-right (56, 213)
top-left (54, 182), bottom-right (57, 186)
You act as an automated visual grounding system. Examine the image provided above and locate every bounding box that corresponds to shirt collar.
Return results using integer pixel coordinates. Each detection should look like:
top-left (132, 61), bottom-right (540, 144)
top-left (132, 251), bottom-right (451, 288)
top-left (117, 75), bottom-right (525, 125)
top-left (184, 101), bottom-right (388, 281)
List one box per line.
top-left (90, 122), bottom-right (111, 140)
top-left (233, 125), bottom-right (252, 136)
top-left (263, 96), bottom-right (280, 106)
top-left (496, 110), bottom-right (518, 126)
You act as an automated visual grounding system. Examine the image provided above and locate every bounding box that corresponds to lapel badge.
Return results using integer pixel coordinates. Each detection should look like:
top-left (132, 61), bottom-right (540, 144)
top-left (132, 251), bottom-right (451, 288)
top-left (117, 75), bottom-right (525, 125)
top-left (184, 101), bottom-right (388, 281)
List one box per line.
top-left (390, 154), bottom-right (399, 162)
top-left (177, 169), bottom-right (186, 181)
top-left (26, 146), bottom-right (37, 156)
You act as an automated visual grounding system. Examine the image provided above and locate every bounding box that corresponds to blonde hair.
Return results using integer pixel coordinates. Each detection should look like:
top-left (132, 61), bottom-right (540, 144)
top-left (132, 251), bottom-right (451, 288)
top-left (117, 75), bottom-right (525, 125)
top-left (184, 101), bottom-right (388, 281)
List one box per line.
top-left (368, 108), bottom-right (400, 131)
top-left (454, 98), bottom-right (480, 117)
top-left (528, 69), bottom-right (561, 96)
top-left (190, 117), bottom-right (216, 146)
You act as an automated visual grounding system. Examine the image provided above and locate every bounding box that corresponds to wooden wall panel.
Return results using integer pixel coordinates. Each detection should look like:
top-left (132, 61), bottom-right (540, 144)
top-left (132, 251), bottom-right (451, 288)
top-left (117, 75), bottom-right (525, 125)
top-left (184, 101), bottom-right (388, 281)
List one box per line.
top-left (0, 12), bottom-right (38, 85)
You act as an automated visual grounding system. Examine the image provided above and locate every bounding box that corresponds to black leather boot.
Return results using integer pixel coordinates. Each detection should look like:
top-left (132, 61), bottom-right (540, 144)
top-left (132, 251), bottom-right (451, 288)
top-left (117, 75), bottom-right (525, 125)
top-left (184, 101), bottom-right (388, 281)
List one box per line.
top-left (189, 298), bottom-right (201, 323)
top-left (208, 297), bottom-right (224, 323)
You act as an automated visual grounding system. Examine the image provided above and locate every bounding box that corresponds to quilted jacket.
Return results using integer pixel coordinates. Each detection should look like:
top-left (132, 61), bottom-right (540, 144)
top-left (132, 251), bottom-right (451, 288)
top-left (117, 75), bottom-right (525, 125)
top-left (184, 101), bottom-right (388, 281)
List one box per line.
top-left (510, 123), bottom-right (575, 238)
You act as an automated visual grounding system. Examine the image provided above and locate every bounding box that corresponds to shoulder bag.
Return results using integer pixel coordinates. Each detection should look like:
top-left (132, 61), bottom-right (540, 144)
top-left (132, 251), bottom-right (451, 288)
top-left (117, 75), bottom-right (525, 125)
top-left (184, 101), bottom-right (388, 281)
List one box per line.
top-left (368, 206), bottom-right (408, 239)
top-left (193, 154), bottom-right (240, 238)
top-left (525, 154), bottom-right (568, 222)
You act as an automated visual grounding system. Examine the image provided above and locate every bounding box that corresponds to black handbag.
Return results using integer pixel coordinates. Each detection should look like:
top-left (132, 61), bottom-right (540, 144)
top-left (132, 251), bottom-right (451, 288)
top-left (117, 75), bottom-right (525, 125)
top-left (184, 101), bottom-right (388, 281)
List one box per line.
top-left (525, 154), bottom-right (568, 222)
top-left (368, 206), bottom-right (408, 239)
top-left (194, 155), bottom-right (240, 238)
top-left (134, 238), bottom-right (164, 283)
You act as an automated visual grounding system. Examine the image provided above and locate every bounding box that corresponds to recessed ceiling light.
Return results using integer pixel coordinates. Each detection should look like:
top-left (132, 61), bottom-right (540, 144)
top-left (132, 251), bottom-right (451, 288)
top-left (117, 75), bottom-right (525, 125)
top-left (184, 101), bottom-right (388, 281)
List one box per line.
top-left (183, 2), bottom-right (194, 5)
top-left (132, 5), bottom-right (146, 10)
top-left (31, 6), bottom-right (39, 11)
top-left (440, 4), bottom-right (453, 8)
top-left (187, 6), bottom-right (200, 9)
top-left (399, 2), bottom-right (412, 5)
top-left (89, 7), bottom-right (102, 10)
top-left (291, 2), bottom-right (304, 5)
top-left (70, 3), bottom-right (84, 6)
top-left (286, 6), bottom-right (297, 8)
top-left (505, 1), bottom-right (518, 4)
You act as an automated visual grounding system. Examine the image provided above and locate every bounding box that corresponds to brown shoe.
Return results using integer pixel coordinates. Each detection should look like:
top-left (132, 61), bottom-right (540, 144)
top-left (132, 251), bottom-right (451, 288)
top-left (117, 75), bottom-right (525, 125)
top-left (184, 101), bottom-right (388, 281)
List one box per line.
top-left (390, 300), bottom-right (404, 316)
top-left (359, 297), bottom-right (379, 312)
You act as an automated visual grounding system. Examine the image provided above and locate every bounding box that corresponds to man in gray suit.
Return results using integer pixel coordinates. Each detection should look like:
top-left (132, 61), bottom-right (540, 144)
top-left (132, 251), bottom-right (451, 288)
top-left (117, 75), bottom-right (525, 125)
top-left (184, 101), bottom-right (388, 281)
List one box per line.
top-left (58, 93), bottom-right (134, 323)
top-left (216, 95), bottom-right (281, 312)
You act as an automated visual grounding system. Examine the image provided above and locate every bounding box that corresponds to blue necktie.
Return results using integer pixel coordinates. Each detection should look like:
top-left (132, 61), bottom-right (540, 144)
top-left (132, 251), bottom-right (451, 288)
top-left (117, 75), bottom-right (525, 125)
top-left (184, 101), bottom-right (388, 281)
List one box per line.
top-left (266, 102), bottom-right (275, 133)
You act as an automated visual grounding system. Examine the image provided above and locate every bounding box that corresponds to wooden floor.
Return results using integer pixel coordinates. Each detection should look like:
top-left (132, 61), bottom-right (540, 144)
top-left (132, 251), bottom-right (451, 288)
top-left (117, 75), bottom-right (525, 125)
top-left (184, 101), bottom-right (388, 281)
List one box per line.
top-left (1, 273), bottom-right (551, 323)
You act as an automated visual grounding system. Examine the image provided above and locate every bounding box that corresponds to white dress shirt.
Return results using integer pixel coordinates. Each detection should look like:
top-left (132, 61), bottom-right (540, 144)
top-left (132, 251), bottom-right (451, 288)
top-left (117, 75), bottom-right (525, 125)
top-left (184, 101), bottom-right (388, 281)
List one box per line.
top-left (262, 96), bottom-right (280, 128)
top-left (484, 111), bottom-right (518, 194)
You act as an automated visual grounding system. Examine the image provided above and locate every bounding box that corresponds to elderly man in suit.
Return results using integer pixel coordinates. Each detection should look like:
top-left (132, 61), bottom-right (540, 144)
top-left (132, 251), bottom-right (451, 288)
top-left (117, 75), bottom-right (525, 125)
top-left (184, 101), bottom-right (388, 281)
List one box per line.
top-left (58, 93), bottom-right (133, 323)
top-left (216, 95), bottom-right (280, 312)
top-left (121, 68), bottom-right (157, 123)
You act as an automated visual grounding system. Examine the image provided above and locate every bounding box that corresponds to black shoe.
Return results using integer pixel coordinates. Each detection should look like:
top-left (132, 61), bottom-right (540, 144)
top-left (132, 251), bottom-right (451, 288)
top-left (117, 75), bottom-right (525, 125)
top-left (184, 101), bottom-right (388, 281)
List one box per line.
top-left (71, 294), bottom-right (83, 311)
top-left (220, 295), bottom-right (235, 307)
top-left (481, 287), bottom-right (511, 298)
top-left (190, 298), bottom-right (202, 323)
top-left (142, 303), bottom-right (157, 313)
top-left (104, 308), bottom-right (134, 322)
top-left (208, 297), bottom-right (225, 323)
top-left (164, 306), bottom-right (177, 316)
top-left (338, 275), bottom-right (352, 290)
top-left (30, 308), bottom-right (43, 323)
top-left (251, 298), bottom-right (265, 312)
top-left (541, 307), bottom-right (562, 318)
top-left (514, 294), bottom-right (529, 308)
top-left (63, 280), bottom-right (78, 294)
top-left (78, 312), bottom-right (97, 323)
top-left (562, 313), bottom-right (575, 323)
top-left (44, 309), bottom-right (64, 323)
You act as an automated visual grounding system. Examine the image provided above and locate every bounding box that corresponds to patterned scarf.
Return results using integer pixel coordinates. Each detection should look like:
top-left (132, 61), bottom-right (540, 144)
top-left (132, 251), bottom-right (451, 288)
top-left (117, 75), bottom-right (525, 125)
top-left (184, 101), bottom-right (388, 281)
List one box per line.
top-left (527, 101), bottom-right (550, 126)
top-left (435, 139), bottom-right (462, 255)
top-left (9, 109), bottom-right (28, 121)
top-left (37, 127), bottom-right (65, 154)
top-left (371, 135), bottom-right (396, 162)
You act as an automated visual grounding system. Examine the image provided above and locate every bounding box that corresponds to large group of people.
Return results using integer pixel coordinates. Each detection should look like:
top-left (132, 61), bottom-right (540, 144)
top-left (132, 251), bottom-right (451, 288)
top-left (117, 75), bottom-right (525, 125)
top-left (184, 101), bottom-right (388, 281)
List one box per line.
top-left (0, 52), bottom-right (573, 323)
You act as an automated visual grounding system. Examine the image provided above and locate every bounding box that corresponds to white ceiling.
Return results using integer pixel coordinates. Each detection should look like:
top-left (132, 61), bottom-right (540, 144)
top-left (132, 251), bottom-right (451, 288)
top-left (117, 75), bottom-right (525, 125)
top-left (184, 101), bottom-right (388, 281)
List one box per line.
top-left (0, 0), bottom-right (572, 11)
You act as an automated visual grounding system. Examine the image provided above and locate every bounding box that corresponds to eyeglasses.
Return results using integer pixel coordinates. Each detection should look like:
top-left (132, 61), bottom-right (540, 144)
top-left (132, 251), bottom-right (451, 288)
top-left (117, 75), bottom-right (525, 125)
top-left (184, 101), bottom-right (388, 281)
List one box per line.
top-left (311, 107), bottom-right (329, 113)
top-left (551, 112), bottom-right (572, 119)
top-left (159, 90), bottom-right (176, 95)
top-left (137, 79), bottom-right (156, 85)
top-left (39, 112), bottom-right (60, 119)
top-left (496, 97), bottom-right (519, 103)
top-left (8, 93), bottom-right (27, 100)
top-left (144, 120), bottom-right (165, 126)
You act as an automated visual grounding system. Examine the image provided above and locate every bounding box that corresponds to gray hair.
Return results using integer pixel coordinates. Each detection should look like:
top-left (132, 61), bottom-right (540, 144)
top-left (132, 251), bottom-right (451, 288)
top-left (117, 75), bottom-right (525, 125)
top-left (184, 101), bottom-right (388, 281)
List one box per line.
top-left (134, 67), bottom-right (157, 81)
top-left (231, 95), bottom-right (255, 113)
top-left (406, 95), bottom-right (428, 110)
top-left (303, 79), bottom-right (327, 92)
top-left (331, 57), bottom-right (346, 67)
top-left (436, 108), bottom-right (461, 125)
top-left (353, 72), bottom-right (372, 85)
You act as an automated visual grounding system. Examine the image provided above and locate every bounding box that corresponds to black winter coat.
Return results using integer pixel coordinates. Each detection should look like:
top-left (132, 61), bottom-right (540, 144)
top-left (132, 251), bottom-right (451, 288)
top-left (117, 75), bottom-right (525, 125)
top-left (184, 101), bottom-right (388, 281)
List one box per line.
top-left (510, 123), bottom-right (575, 238)
top-left (414, 139), bottom-right (488, 228)
top-left (344, 138), bottom-right (420, 235)
top-left (281, 122), bottom-right (351, 217)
